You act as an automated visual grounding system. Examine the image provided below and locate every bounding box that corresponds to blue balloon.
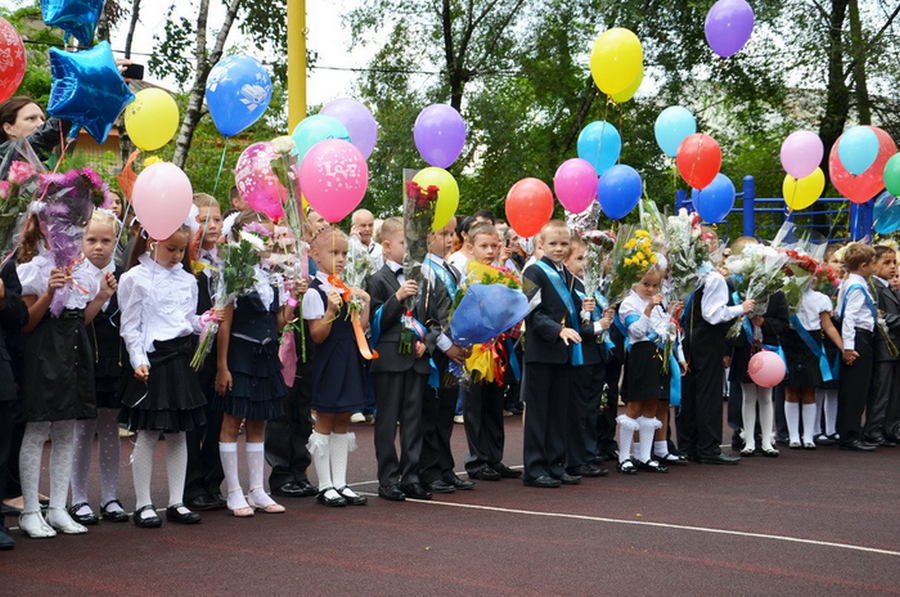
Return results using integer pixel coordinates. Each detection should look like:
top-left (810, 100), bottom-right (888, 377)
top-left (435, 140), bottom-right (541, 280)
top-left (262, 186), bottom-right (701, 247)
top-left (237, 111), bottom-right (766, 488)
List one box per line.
top-left (291, 114), bottom-right (352, 162)
top-left (692, 173), bottom-right (735, 223)
top-left (47, 42), bottom-right (135, 144)
top-left (597, 164), bottom-right (642, 220)
top-left (577, 121), bottom-right (621, 176)
top-left (873, 192), bottom-right (900, 235)
top-left (838, 126), bottom-right (879, 176)
top-left (654, 106), bottom-right (697, 158)
top-left (450, 284), bottom-right (529, 347)
top-left (41, 0), bottom-right (105, 46)
top-left (205, 55), bottom-right (272, 137)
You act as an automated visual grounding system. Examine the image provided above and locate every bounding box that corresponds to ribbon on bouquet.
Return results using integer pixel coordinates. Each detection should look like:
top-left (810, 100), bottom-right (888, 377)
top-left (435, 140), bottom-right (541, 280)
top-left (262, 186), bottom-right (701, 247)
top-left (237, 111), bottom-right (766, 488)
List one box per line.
top-left (370, 305), bottom-right (438, 387)
top-left (328, 274), bottom-right (378, 360)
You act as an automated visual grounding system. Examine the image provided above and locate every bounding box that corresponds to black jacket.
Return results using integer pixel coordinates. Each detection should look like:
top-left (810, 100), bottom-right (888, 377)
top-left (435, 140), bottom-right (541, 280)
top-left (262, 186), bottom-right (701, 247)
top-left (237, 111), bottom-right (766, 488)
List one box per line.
top-left (523, 257), bottom-right (582, 366)
top-left (0, 261), bottom-right (28, 400)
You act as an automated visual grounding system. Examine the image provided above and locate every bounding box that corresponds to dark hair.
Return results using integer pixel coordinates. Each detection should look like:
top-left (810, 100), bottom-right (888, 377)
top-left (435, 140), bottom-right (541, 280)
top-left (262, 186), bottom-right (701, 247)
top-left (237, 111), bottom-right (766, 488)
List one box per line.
top-left (17, 218), bottom-right (44, 264)
top-left (456, 215), bottom-right (476, 243)
top-left (874, 245), bottom-right (895, 260)
top-left (0, 96), bottom-right (39, 143)
top-left (824, 242), bottom-right (845, 260)
top-left (127, 225), bottom-right (193, 272)
top-left (473, 209), bottom-right (495, 224)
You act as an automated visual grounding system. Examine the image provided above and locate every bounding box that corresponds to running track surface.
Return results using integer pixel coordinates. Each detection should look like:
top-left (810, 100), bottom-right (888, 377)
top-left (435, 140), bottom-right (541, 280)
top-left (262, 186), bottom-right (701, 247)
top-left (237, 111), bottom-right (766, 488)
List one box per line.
top-left (3, 410), bottom-right (899, 597)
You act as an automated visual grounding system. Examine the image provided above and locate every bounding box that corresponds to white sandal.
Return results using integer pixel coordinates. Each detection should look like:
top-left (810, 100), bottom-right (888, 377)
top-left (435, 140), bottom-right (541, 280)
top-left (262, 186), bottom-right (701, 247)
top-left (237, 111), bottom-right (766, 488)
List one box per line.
top-left (19, 510), bottom-right (56, 538)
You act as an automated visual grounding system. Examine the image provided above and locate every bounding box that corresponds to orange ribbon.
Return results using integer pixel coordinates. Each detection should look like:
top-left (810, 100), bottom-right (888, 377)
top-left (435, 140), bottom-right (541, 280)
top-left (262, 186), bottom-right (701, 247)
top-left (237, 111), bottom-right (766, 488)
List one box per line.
top-left (328, 274), bottom-right (378, 361)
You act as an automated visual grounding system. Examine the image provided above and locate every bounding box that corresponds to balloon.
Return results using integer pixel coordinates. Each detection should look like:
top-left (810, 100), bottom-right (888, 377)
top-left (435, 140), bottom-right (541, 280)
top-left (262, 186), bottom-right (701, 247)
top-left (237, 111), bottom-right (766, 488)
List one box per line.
top-left (131, 162), bottom-right (193, 240)
top-left (829, 126), bottom-right (898, 204)
top-left (873, 192), bottom-right (900, 235)
top-left (597, 165), bottom-right (642, 220)
top-left (234, 142), bottom-right (287, 220)
top-left (505, 178), bottom-right (554, 238)
top-left (676, 133), bottom-right (722, 190)
top-left (704, 0), bottom-right (755, 58)
top-left (654, 106), bottom-right (697, 158)
top-left (589, 28), bottom-right (643, 96)
top-left (123, 88), bottom-right (179, 152)
top-left (290, 114), bottom-right (351, 162)
top-left (298, 139), bottom-right (368, 224)
top-left (577, 121), bottom-right (622, 176)
top-left (205, 55), bottom-right (273, 137)
top-left (320, 98), bottom-right (379, 159)
top-left (413, 104), bottom-right (466, 168)
top-left (610, 67), bottom-right (643, 103)
top-left (838, 126), bottom-right (879, 176)
top-left (0, 17), bottom-right (26, 104)
top-left (693, 173), bottom-right (735, 223)
top-left (747, 351), bottom-right (785, 388)
top-left (783, 168), bottom-right (825, 211)
top-left (886, 154), bottom-right (900, 197)
top-left (41, 0), bottom-right (105, 46)
top-left (47, 42), bottom-right (135, 144)
top-left (413, 167), bottom-right (459, 231)
top-left (780, 130), bottom-right (823, 180)
top-left (554, 158), bottom-right (598, 214)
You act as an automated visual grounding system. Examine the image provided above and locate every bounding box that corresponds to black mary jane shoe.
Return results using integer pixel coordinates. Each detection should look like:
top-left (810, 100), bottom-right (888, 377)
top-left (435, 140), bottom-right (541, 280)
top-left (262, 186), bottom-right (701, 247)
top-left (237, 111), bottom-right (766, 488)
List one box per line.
top-left (100, 500), bottom-right (129, 523)
top-left (637, 459), bottom-right (669, 474)
top-left (68, 502), bottom-right (99, 526)
top-left (166, 504), bottom-right (202, 524)
top-left (133, 505), bottom-right (162, 528)
top-left (616, 460), bottom-right (638, 475)
top-left (336, 487), bottom-right (368, 506)
top-left (317, 488), bottom-right (348, 507)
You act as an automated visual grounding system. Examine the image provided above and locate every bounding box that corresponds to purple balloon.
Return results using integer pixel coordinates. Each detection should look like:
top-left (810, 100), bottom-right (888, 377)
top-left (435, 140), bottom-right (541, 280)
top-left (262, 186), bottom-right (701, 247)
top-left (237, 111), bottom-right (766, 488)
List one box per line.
top-left (705, 0), bottom-right (755, 58)
top-left (781, 130), bottom-right (824, 180)
top-left (320, 98), bottom-right (379, 159)
top-left (413, 104), bottom-right (466, 168)
top-left (554, 158), bottom-right (598, 214)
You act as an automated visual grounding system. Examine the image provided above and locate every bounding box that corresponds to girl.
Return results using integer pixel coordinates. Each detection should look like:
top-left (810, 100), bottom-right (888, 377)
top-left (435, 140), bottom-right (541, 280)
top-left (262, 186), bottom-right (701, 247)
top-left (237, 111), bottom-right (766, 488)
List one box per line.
top-left (16, 219), bottom-right (114, 538)
top-left (214, 215), bottom-right (304, 517)
top-left (304, 228), bottom-right (370, 507)
top-left (119, 225), bottom-right (221, 528)
top-left (69, 211), bottom-right (128, 525)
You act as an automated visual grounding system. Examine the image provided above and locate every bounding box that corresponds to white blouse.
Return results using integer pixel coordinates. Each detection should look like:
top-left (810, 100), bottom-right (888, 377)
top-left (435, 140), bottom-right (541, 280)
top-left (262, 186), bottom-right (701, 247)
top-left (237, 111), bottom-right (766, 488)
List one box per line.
top-left (17, 247), bottom-right (102, 310)
top-left (118, 253), bottom-right (201, 370)
top-left (303, 270), bottom-right (334, 321)
top-left (794, 289), bottom-right (832, 332)
top-left (619, 290), bottom-right (686, 363)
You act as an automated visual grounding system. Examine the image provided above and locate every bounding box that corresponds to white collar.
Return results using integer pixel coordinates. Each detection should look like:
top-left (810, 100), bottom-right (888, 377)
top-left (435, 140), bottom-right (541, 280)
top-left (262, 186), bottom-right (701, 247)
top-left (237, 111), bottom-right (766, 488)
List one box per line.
top-left (387, 260), bottom-right (403, 273)
top-left (425, 252), bottom-right (445, 265)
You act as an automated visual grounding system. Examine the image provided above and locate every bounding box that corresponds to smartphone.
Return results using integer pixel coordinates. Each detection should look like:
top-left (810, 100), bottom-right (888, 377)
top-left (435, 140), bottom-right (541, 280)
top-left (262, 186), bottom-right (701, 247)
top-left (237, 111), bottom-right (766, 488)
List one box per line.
top-left (121, 63), bottom-right (144, 80)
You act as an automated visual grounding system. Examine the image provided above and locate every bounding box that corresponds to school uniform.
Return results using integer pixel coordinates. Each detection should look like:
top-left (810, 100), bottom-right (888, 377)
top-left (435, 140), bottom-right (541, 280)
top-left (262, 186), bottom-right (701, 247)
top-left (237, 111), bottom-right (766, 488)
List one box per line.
top-left (783, 289), bottom-right (833, 388)
top-left (865, 276), bottom-right (900, 445)
top-left (595, 308), bottom-right (626, 461)
top-left (835, 273), bottom-right (876, 449)
top-left (87, 264), bottom-right (124, 410)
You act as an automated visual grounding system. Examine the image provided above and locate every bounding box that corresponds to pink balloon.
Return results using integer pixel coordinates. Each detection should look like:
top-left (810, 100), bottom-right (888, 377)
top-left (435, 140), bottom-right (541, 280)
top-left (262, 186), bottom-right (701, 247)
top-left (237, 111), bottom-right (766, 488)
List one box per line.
top-left (554, 158), bottom-right (598, 213)
top-left (780, 131), bottom-right (823, 180)
top-left (131, 162), bottom-right (193, 240)
top-left (234, 142), bottom-right (287, 220)
top-left (747, 351), bottom-right (785, 388)
top-left (298, 139), bottom-right (369, 224)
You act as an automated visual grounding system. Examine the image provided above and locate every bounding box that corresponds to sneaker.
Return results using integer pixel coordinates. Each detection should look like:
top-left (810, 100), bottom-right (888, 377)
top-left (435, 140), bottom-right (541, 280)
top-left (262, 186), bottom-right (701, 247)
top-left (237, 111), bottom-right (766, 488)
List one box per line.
top-left (350, 412), bottom-right (366, 424)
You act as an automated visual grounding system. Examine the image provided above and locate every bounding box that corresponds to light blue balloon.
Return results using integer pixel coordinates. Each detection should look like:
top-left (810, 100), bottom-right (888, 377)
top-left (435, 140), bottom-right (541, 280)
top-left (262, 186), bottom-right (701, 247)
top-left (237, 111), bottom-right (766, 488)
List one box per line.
top-left (291, 114), bottom-right (352, 162)
top-left (654, 106), bottom-right (697, 158)
top-left (577, 121), bottom-right (621, 176)
top-left (205, 55), bottom-right (273, 137)
top-left (838, 126), bottom-right (879, 176)
top-left (597, 164), bottom-right (642, 220)
top-left (692, 173), bottom-right (735, 223)
top-left (873, 192), bottom-right (900, 235)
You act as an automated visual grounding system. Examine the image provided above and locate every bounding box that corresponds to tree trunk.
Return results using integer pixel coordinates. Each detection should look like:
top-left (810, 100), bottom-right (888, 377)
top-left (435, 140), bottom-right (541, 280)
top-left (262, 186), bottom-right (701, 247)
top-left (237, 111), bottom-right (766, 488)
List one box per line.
top-left (124, 0), bottom-right (142, 59)
top-left (847, 0), bottom-right (871, 124)
top-left (818, 0), bottom-right (850, 189)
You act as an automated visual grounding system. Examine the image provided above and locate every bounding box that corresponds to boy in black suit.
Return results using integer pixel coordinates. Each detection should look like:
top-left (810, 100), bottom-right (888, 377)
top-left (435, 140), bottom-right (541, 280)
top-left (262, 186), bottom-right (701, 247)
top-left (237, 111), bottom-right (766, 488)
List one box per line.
top-left (864, 245), bottom-right (900, 446)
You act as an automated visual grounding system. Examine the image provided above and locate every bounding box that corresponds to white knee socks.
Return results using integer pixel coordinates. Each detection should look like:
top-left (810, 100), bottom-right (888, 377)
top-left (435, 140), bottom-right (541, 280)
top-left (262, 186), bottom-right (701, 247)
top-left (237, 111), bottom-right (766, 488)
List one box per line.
top-left (823, 389), bottom-right (838, 436)
top-left (246, 442), bottom-right (277, 508)
top-left (801, 403), bottom-right (817, 444)
top-left (131, 431), bottom-right (158, 519)
top-left (636, 417), bottom-right (662, 463)
top-left (757, 387), bottom-right (774, 450)
top-left (330, 432), bottom-right (361, 498)
top-left (616, 415), bottom-right (640, 464)
top-left (219, 441), bottom-right (248, 511)
top-left (308, 432), bottom-right (332, 490)
top-left (741, 383), bottom-right (759, 451)
top-left (785, 401), bottom-right (801, 444)
top-left (165, 432), bottom-right (187, 508)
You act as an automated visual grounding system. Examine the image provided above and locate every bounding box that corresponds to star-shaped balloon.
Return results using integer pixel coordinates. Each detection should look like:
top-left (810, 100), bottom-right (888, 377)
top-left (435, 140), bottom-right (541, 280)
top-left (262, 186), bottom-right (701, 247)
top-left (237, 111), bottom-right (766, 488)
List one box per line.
top-left (41, 0), bottom-right (106, 46)
top-left (47, 41), bottom-right (135, 144)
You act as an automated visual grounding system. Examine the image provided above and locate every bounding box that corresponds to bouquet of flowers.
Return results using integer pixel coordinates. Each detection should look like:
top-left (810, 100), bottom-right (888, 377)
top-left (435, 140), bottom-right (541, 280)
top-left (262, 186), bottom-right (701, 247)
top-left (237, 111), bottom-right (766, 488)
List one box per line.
top-left (724, 243), bottom-right (788, 339)
top-left (341, 233), bottom-right (377, 315)
top-left (782, 249), bottom-right (819, 313)
top-left (605, 227), bottom-right (658, 304)
top-left (579, 229), bottom-right (615, 321)
top-left (0, 160), bottom-right (42, 261)
top-left (666, 208), bottom-right (709, 303)
top-left (813, 265), bottom-right (841, 300)
top-left (400, 179), bottom-right (438, 353)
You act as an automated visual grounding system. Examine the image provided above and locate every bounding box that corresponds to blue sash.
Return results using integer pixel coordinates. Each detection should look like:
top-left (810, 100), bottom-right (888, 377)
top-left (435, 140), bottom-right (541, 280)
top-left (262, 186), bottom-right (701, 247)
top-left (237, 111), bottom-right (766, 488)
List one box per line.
top-left (839, 283), bottom-right (878, 321)
top-left (505, 337), bottom-right (521, 382)
top-left (534, 261), bottom-right (583, 367)
top-left (623, 308), bottom-right (681, 406)
top-left (423, 258), bottom-right (458, 299)
top-left (370, 305), bottom-right (439, 388)
top-left (575, 289), bottom-right (616, 353)
top-left (789, 314), bottom-right (833, 383)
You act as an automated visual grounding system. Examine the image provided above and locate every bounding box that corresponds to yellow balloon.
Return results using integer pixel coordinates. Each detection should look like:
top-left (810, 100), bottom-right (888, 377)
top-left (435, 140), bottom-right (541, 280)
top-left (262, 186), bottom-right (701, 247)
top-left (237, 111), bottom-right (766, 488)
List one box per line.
top-left (124, 88), bottom-right (180, 152)
top-left (590, 28), bottom-right (643, 96)
top-left (413, 167), bottom-right (459, 231)
top-left (611, 67), bottom-right (643, 103)
top-left (783, 168), bottom-right (825, 210)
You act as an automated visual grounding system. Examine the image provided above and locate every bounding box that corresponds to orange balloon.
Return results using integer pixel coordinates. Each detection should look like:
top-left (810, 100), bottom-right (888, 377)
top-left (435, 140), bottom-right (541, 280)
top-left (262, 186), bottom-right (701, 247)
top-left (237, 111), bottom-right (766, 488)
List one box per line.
top-left (505, 178), bottom-right (554, 238)
top-left (829, 126), bottom-right (898, 204)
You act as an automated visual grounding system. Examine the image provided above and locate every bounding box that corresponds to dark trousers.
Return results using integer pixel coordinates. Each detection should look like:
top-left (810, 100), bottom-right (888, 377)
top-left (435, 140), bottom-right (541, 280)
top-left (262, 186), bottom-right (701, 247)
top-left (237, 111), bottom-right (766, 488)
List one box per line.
top-left (678, 354), bottom-right (726, 458)
top-left (372, 369), bottom-right (426, 487)
top-left (567, 364), bottom-right (604, 471)
top-left (773, 385), bottom-right (788, 441)
top-left (595, 359), bottom-right (622, 457)
top-left (266, 368), bottom-right (314, 489)
top-left (3, 416), bottom-right (24, 499)
top-left (184, 364), bottom-right (225, 502)
top-left (522, 363), bottom-right (570, 481)
top-left (420, 384), bottom-right (458, 485)
top-left (866, 359), bottom-right (900, 441)
top-left (463, 380), bottom-right (505, 474)
top-left (0, 401), bottom-right (13, 527)
top-left (838, 329), bottom-right (874, 445)
top-left (727, 374), bottom-right (743, 445)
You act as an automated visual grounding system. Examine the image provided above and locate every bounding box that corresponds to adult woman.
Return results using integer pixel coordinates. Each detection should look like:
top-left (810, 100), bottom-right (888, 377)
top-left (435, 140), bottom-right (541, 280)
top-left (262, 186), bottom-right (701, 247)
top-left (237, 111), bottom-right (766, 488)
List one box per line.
top-left (0, 96), bottom-right (70, 179)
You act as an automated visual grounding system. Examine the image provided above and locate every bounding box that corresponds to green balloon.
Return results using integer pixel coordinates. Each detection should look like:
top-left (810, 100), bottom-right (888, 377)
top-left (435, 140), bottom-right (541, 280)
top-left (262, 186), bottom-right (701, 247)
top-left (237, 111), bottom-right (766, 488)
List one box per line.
top-left (886, 154), bottom-right (900, 197)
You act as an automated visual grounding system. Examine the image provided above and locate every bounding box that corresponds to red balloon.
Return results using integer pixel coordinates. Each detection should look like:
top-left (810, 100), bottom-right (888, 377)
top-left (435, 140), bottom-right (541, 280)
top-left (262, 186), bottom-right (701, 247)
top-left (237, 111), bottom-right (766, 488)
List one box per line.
top-left (0, 18), bottom-right (26, 103)
top-left (676, 133), bottom-right (722, 190)
top-left (829, 126), bottom-right (897, 204)
top-left (505, 178), bottom-right (554, 238)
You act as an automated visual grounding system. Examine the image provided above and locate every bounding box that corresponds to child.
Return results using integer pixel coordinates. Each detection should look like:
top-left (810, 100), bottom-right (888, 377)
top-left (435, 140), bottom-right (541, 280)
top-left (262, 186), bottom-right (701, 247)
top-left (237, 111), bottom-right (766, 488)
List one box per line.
top-left (69, 211), bottom-right (129, 525)
top-left (119, 224), bottom-right (220, 527)
top-left (864, 245), bottom-right (900, 446)
top-left (304, 227), bottom-right (371, 507)
top-left (16, 219), bottom-right (113, 537)
top-left (366, 217), bottom-right (435, 501)
top-left (835, 242), bottom-right (877, 451)
top-left (814, 243), bottom-right (844, 445)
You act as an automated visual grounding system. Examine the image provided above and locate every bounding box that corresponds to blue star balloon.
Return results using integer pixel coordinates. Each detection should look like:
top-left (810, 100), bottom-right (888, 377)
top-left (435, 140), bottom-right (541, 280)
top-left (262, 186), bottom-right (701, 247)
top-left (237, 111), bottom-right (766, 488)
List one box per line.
top-left (47, 41), bottom-right (135, 144)
top-left (41, 0), bottom-right (105, 46)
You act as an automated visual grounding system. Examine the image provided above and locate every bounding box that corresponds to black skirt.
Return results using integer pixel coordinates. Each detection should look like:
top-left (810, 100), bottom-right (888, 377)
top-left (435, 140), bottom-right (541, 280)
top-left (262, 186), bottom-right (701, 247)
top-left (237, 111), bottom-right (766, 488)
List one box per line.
top-left (623, 342), bottom-right (666, 402)
top-left (211, 337), bottom-right (286, 421)
top-left (782, 329), bottom-right (822, 388)
top-left (22, 311), bottom-right (96, 422)
top-left (119, 336), bottom-right (207, 432)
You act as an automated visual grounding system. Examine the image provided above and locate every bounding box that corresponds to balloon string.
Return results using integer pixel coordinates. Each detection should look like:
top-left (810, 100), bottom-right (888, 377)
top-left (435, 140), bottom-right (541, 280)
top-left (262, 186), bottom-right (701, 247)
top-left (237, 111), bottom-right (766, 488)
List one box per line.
top-left (595, 97), bottom-right (612, 177)
top-left (212, 138), bottom-right (230, 196)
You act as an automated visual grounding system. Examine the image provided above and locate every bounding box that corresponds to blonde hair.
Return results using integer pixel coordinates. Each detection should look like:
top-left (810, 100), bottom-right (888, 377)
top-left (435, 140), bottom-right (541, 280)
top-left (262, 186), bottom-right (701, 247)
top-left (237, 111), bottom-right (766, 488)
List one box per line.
top-left (192, 193), bottom-right (219, 211)
top-left (842, 242), bottom-right (876, 272)
top-left (90, 208), bottom-right (121, 236)
top-left (468, 222), bottom-right (499, 244)
top-left (380, 216), bottom-right (404, 241)
top-left (539, 219), bottom-right (569, 240)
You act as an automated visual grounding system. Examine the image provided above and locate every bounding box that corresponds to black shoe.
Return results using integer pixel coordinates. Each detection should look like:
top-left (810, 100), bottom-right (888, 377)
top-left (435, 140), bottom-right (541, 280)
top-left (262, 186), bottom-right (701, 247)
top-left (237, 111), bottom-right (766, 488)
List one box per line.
top-left (492, 463), bottom-right (523, 479)
top-left (815, 434), bottom-right (837, 446)
top-left (762, 448), bottom-right (779, 458)
top-left (0, 526), bottom-right (13, 550)
top-left (400, 483), bottom-right (433, 501)
top-left (273, 480), bottom-right (318, 498)
top-left (185, 494), bottom-right (222, 511)
top-left (617, 460), bottom-right (638, 475)
top-left (336, 487), bottom-right (368, 506)
top-left (695, 453), bottom-right (741, 465)
top-left (637, 459), bottom-right (669, 473)
top-left (654, 452), bottom-right (688, 466)
top-left (840, 439), bottom-right (878, 451)
top-left (317, 488), bottom-right (348, 507)
top-left (166, 504), bottom-right (202, 524)
top-left (427, 480), bottom-right (456, 494)
top-left (558, 473), bottom-right (582, 485)
top-left (446, 476), bottom-right (475, 490)
top-left (68, 502), bottom-right (99, 526)
top-left (133, 505), bottom-right (162, 528)
top-left (569, 464), bottom-right (609, 477)
top-left (100, 500), bottom-right (129, 523)
top-left (523, 475), bottom-right (561, 488)
top-left (0, 503), bottom-right (20, 517)
top-left (377, 484), bottom-right (406, 502)
top-left (598, 449), bottom-right (620, 462)
top-left (469, 467), bottom-right (501, 481)
top-left (878, 438), bottom-right (897, 448)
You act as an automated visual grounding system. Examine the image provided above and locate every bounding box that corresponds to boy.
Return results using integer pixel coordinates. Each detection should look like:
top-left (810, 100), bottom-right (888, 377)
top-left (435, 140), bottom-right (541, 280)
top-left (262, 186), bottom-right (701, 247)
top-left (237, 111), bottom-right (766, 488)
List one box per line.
top-left (366, 217), bottom-right (436, 500)
top-left (836, 242), bottom-right (878, 451)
